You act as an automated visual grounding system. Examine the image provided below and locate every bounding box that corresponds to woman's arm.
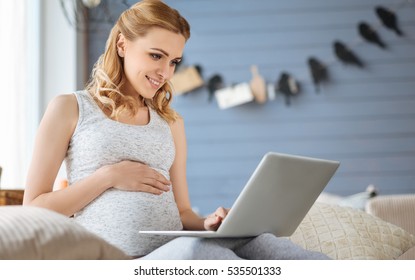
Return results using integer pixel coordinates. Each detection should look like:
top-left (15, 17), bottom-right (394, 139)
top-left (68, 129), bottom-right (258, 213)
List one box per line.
top-left (169, 117), bottom-right (228, 230)
top-left (24, 94), bottom-right (171, 217)
top-left (23, 94), bottom-right (112, 216)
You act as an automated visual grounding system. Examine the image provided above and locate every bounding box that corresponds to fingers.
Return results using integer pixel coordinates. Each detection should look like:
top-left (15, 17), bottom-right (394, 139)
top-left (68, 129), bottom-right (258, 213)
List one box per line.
top-left (142, 167), bottom-right (171, 192)
top-left (204, 207), bottom-right (231, 231)
top-left (112, 160), bottom-right (172, 194)
top-left (151, 169), bottom-right (171, 187)
top-left (204, 215), bottom-right (221, 231)
top-left (214, 207), bottom-right (229, 219)
top-left (141, 177), bottom-right (170, 192)
top-left (139, 183), bottom-right (167, 195)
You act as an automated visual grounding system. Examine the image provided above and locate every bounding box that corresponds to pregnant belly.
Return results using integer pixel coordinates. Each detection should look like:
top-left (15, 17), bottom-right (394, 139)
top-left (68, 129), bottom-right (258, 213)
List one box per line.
top-left (73, 188), bottom-right (183, 256)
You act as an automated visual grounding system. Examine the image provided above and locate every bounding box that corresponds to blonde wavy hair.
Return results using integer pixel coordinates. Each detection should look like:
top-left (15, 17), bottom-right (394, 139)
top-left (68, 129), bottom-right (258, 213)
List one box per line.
top-left (85, 0), bottom-right (190, 122)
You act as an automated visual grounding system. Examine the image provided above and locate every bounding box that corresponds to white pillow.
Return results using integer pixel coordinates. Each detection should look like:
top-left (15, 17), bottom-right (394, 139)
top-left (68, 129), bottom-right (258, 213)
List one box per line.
top-left (288, 202), bottom-right (415, 260)
top-left (0, 206), bottom-right (130, 260)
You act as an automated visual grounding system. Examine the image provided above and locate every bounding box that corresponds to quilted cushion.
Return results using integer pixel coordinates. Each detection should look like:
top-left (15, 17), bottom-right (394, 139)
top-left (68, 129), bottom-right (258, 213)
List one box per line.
top-left (288, 202), bottom-right (415, 260)
top-left (0, 206), bottom-right (130, 260)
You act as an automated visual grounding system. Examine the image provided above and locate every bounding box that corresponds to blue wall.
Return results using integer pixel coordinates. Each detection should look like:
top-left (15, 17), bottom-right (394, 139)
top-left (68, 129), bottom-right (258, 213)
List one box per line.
top-left (88, 0), bottom-right (415, 214)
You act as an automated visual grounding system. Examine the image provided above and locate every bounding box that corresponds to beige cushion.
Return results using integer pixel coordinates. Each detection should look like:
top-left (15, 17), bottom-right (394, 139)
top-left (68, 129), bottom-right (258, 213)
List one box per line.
top-left (397, 246), bottom-right (415, 260)
top-left (366, 194), bottom-right (415, 236)
top-left (0, 206), bottom-right (131, 260)
top-left (288, 202), bottom-right (415, 260)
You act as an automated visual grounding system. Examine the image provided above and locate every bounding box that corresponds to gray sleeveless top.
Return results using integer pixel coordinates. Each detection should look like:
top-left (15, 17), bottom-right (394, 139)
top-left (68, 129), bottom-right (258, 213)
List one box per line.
top-left (65, 90), bottom-right (183, 257)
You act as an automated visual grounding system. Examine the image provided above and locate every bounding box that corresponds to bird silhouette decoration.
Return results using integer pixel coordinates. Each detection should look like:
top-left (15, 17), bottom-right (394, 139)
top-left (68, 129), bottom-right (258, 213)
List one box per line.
top-left (275, 72), bottom-right (300, 106)
top-left (375, 6), bottom-right (403, 36)
top-left (307, 57), bottom-right (329, 93)
top-left (358, 21), bottom-right (387, 49)
top-left (333, 40), bottom-right (365, 68)
top-left (207, 74), bottom-right (224, 102)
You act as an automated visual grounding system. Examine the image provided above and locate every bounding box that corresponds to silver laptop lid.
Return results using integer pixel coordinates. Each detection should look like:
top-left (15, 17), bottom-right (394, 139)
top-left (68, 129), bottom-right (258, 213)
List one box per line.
top-left (216, 152), bottom-right (340, 237)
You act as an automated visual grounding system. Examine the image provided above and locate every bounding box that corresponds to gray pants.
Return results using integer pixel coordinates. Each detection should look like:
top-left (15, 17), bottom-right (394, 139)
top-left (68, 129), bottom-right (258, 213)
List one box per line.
top-left (141, 233), bottom-right (330, 260)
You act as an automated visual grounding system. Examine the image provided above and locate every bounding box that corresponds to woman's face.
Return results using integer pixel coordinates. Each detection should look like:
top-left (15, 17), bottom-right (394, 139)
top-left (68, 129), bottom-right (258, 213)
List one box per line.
top-left (118, 27), bottom-right (186, 100)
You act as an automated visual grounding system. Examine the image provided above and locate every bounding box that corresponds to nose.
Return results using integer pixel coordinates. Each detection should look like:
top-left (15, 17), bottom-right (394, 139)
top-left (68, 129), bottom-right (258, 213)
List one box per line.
top-left (157, 62), bottom-right (172, 81)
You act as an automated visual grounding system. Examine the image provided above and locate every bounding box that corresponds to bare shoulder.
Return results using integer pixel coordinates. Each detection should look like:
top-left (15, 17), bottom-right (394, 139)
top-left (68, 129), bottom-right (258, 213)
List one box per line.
top-left (48, 93), bottom-right (78, 111)
top-left (169, 116), bottom-right (185, 135)
top-left (169, 116), bottom-right (187, 149)
top-left (46, 94), bottom-right (78, 120)
top-left (42, 93), bottom-right (79, 133)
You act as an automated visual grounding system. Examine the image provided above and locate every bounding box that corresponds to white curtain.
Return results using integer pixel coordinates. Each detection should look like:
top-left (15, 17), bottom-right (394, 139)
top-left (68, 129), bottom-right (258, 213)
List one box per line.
top-left (0, 0), bottom-right (39, 189)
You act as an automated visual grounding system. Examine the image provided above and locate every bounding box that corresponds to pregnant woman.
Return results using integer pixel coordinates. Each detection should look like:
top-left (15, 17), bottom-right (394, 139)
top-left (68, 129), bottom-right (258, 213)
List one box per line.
top-left (23, 0), bottom-right (328, 260)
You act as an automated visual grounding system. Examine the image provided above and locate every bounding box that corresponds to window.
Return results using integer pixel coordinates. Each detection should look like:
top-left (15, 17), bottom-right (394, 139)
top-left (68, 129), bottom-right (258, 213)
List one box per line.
top-left (0, 0), bottom-right (40, 188)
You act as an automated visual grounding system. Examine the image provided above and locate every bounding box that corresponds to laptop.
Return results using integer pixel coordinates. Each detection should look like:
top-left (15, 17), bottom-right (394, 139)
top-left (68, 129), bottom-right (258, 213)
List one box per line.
top-left (139, 152), bottom-right (340, 238)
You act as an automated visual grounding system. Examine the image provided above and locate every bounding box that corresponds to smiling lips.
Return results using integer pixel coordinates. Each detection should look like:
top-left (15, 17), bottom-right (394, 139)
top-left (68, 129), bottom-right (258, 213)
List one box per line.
top-left (146, 75), bottom-right (162, 89)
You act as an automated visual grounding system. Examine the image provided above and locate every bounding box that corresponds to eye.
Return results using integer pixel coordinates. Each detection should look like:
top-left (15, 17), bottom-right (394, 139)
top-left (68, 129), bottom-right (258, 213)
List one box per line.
top-left (171, 59), bottom-right (181, 66)
top-left (150, 53), bottom-right (162, 60)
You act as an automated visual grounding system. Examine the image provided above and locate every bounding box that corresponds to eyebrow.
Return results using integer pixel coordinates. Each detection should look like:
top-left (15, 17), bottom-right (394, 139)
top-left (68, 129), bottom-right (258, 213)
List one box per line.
top-left (150, 48), bottom-right (182, 60)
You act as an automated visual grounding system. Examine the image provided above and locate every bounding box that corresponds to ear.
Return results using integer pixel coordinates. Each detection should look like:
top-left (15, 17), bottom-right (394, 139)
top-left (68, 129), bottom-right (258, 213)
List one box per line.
top-left (116, 33), bottom-right (126, 57)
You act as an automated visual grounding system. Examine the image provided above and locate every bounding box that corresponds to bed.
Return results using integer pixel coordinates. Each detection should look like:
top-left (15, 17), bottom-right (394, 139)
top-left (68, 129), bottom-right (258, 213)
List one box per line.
top-left (0, 203), bottom-right (414, 260)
